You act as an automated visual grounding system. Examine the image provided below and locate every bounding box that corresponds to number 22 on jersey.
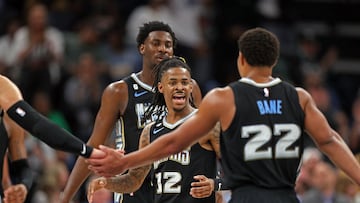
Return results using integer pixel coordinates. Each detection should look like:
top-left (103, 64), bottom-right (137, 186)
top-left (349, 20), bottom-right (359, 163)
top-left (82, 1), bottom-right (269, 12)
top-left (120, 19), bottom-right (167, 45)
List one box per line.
top-left (242, 124), bottom-right (301, 161)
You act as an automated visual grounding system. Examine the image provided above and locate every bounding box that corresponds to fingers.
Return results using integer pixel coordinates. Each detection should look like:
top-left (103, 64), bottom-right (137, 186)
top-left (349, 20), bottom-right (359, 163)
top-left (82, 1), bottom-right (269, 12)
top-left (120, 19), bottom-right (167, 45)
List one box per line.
top-left (87, 184), bottom-right (94, 203)
top-left (87, 145), bottom-right (126, 177)
top-left (3, 185), bottom-right (27, 203)
top-left (190, 175), bottom-right (213, 198)
top-left (87, 178), bottom-right (107, 203)
top-left (190, 186), bottom-right (213, 198)
top-left (90, 148), bottom-right (106, 158)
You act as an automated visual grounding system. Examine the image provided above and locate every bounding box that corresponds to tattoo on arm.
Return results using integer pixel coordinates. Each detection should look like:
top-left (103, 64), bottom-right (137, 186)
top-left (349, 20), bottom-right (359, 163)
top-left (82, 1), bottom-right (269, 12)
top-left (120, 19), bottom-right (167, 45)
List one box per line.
top-left (212, 122), bottom-right (221, 159)
top-left (105, 165), bottom-right (151, 193)
top-left (105, 124), bottom-right (152, 193)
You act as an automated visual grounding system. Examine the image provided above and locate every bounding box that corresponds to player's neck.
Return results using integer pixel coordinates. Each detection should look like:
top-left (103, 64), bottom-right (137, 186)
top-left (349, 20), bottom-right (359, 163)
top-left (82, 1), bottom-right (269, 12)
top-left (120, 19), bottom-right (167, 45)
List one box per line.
top-left (137, 69), bottom-right (155, 86)
top-left (165, 106), bottom-right (195, 124)
top-left (244, 68), bottom-right (274, 83)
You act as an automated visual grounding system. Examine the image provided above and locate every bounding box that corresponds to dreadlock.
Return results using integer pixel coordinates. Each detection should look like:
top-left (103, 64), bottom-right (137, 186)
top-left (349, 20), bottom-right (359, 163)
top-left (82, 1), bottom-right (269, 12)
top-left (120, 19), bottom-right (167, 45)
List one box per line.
top-left (144, 56), bottom-right (195, 122)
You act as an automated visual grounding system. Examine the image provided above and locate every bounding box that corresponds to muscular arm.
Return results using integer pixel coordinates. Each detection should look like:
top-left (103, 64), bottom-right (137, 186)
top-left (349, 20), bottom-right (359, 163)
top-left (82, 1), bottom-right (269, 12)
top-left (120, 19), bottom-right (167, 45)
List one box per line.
top-left (87, 124), bottom-right (152, 202)
top-left (6, 113), bottom-right (27, 161)
top-left (87, 88), bottom-right (230, 176)
top-left (298, 88), bottom-right (360, 186)
top-left (4, 111), bottom-right (31, 202)
top-left (191, 122), bottom-right (222, 198)
top-left (61, 82), bottom-right (128, 202)
top-left (1, 75), bottom-right (96, 158)
top-left (104, 124), bottom-right (152, 193)
top-left (201, 122), bottom-right (221, 159)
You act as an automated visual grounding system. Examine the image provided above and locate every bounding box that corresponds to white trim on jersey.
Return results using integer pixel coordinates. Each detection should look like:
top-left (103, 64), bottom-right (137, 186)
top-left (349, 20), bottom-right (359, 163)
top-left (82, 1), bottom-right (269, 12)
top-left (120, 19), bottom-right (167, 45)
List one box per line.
top-left (131, 73), bottom-right (154, 92)
top-left (239, 77), bottom-right (282, 87)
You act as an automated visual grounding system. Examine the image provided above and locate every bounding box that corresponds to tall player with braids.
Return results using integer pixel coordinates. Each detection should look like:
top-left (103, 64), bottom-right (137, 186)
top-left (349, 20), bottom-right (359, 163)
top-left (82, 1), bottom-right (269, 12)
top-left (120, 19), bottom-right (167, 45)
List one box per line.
top-left (87, 57), bottom-right (221, 203)
top-left (60, 21), bottom-right (202, 203)
top-left (88, 28), bottom-right (360, 203)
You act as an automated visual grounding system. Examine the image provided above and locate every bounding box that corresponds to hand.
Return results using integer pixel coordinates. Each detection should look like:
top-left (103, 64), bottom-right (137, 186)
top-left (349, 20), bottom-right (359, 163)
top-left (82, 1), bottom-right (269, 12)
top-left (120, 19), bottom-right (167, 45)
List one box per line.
top-left (90, 147), bottom-right (106, 159)
top-left (190, 175), bottom-right (214, 198)
top-left (87, 177), bottom-right (107, 203)
top-left (86, 145), bottom-right (125, 177)
top-left (3, 184), bottom-right (27, 203)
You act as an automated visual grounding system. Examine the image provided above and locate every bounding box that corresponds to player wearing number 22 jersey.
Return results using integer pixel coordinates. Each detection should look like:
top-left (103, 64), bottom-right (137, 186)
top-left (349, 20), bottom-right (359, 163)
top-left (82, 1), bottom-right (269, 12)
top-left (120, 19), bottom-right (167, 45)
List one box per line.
top-left (221, 77), bottom-right (305, 202)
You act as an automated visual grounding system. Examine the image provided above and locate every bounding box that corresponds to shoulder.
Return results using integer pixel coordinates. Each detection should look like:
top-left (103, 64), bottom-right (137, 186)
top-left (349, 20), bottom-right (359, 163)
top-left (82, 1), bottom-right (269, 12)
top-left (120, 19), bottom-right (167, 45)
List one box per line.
top-left (100, 80), bottom-right (129, 113)
top-left (0, 74), bottom-right (8, 82)
top-left (46, 26), bottom-right (63, 37)
top-left (200, 86), bottom-right (234, 117)
top-left (295, 87), bottom-right (312, 110)
top-left (0, 75), bottom-right (19, 92)
top-left (103, 80), bottom-right (128, 97)
top-left (143, 122), bottom-right (155, 133)
top-left (139, 122), bottom-right (155, 148)
top-left (205, 86), bottom-right (233, 103)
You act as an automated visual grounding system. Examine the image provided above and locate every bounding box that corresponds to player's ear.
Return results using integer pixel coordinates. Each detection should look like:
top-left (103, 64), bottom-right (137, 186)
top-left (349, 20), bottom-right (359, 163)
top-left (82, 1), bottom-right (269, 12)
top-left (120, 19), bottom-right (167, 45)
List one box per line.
top-left (189, 79), bottom-right (193, 93)
top-left (139, 44), bottom-right (145, 55)
top-left (238, 52), bottom-right (245, 66)
top-left (158, 82), bottom-right (164, 93)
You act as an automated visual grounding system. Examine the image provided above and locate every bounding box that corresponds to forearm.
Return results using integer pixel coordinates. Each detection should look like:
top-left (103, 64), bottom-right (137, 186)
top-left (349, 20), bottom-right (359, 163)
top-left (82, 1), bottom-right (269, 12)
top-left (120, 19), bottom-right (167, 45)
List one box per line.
top-left (7, 100), bottom-right (93, 157)
top-left (105, 165), bottom-right (150, 193)
top-left (318, 132), bottom-right (360, 185)
top-left (61, 158), bottom-right (92, 202)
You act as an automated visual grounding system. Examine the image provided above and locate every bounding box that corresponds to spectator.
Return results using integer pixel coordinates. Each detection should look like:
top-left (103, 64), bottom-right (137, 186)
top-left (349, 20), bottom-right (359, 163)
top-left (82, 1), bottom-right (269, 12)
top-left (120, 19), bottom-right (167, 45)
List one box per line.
top-left (31, 160), bottom-right (70, 203)
top-left (100, 26), bottom-right (141, 81)
top-left (302, 161), bottom-right (352, 203)
top-left (0, 17), bottom-right (21, 78)
top-left (63, 53), bottom-right (108, 142)
top-left (63, 19), bottom-right (106, 75)
top-left (9, 3), bottom-right (64, 102)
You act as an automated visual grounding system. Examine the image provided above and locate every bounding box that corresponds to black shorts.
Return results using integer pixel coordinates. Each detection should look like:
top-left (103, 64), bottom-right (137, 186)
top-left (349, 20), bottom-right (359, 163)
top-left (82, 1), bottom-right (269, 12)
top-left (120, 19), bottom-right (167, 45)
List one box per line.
top-left (230, 185), bottom-right (300, 203)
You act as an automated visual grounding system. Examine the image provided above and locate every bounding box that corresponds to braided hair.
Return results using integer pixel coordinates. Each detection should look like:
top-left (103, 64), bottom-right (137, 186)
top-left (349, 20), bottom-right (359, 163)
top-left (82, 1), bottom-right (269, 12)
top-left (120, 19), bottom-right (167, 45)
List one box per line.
top-left (144, 56), bottom-right (195, 122)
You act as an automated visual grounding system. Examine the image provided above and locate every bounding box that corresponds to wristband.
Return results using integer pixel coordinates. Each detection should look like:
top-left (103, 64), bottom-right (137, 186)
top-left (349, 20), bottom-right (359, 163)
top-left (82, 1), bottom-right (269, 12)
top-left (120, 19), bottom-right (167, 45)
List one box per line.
top-left (11, 159), bottom-right (33, 191)
top-left (214, 177), bottom-right (223, 191)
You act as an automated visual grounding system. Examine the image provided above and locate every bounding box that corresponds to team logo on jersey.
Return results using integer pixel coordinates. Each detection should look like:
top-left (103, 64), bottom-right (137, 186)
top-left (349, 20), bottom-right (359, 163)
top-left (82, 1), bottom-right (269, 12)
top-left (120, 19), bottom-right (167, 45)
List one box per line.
top-left (264, 88), bottom-right (269, 97)
top-left (133, 84), bottom-right (139, 90)
top-left (153, 127), bottom-right (164, 134)
top-left (134, 91), bottom-right (148, 97)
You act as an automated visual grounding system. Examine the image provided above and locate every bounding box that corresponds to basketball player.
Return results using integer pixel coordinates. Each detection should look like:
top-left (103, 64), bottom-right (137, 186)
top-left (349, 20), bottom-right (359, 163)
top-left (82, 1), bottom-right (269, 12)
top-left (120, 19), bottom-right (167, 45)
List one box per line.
top-left (87, 28), bottom-right (360, 203)
top-left (60, 21), bottom-right (202, 203)
top-left (87, 57), bottom-right (220, 203)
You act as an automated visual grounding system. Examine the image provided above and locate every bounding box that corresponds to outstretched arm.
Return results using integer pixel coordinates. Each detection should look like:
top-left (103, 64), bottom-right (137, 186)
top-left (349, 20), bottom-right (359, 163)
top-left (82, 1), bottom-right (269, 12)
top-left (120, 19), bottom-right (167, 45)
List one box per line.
top-left (0, 75), bottom-right (99, 158)
top-left (298, 88), bottom-right (360, 186)
top-left (87, 88), bottom-right (226, 176)
top-left (7, 100), bottom-right (94, 157)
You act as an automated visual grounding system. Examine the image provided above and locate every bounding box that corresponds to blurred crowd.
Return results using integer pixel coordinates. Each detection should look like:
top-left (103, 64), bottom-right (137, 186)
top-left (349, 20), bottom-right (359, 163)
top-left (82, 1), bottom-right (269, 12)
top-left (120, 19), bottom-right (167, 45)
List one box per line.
top-left (0, 0), bottom-right (359, 203)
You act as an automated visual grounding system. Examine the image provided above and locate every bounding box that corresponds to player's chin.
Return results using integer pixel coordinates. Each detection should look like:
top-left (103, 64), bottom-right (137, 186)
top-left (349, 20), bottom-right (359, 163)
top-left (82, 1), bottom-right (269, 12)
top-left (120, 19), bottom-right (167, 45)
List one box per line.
top-left (172, 105), bottom-right (186, 112)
